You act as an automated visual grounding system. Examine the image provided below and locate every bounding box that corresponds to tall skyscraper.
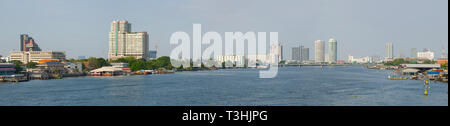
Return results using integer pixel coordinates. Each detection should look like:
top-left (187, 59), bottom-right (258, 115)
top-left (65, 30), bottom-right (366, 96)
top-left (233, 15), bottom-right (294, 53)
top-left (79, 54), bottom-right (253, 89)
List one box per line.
top-left (108, 20), bottom-right (149, 61)
top-left (301, 47), bottom-right (309, 62)
top-left (270, 42), bottom-right (283, 62)
top-left (314, 40), bottom-right (325, 63)
top-left (293, 45), bottom-right (310, 62)
top-left (410, 48), bottom-right (418, 58)
top-left (20, 34), bottom-right (41, 52)
top-left (328, 38), bottom-right (337, 63)
top-left (385, 42), bottom-right (394, 59)
top-left (292, 46), bottom-right (301, 61)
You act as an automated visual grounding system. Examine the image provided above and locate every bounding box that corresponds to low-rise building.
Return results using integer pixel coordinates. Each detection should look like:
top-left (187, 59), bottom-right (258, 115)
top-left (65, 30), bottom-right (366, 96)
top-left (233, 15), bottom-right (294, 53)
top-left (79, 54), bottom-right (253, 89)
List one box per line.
top-left (64, 62), bottom-right (83, 73)
top-left (89, 67), bottom-right (125, 76)
top-left (89, 63), bottom-right (130, 76)
top-left (28, 61), bottom-right (71, 79)
top-left (418, 50), bottom-right (435, 60)
top-left (0, 63), bottom-right (16, 76)
top-left (348, 55), bottom-right (373, 64)
top-left (37, 61), bottom-right (66, 73)
top-left (9, 51), bottom-right (66, 64)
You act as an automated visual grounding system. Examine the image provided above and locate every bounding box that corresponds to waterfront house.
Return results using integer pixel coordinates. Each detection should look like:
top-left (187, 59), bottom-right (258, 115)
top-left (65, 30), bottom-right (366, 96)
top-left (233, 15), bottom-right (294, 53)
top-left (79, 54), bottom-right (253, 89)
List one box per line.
top-left (89, 66), bottom-right (125, 76)
top-left (36, 61), bottom-right (66, 78)
top-left (63, 62), bottom-right (83, 73)
top-left (27, 68), bottom-right (50, 80)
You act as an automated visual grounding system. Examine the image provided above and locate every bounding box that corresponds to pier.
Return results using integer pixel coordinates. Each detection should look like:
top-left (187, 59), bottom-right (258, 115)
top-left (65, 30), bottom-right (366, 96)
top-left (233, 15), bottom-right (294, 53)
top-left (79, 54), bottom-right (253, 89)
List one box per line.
top-left (0, 74), bottom-right (29, 83)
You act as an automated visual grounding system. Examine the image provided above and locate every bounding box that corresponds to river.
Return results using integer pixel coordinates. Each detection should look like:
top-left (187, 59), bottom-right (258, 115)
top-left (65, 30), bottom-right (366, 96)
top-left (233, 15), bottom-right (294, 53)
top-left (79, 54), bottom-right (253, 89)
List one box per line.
top-left (0, 66), bottom-right (447, 106)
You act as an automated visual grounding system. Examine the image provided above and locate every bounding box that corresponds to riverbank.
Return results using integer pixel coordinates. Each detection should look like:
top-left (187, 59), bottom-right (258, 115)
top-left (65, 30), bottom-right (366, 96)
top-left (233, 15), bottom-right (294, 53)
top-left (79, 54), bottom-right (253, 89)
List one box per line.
top-left (365, 64), bottom-right (448, 83)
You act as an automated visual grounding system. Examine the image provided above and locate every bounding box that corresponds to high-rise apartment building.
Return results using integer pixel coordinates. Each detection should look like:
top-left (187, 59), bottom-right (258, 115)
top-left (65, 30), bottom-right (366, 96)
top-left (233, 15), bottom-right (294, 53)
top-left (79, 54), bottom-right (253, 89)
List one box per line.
top-left (108, 20), bottom-right (149, 61)
top-left (314, 40), bottom-right (325, 63)
top-left (292, 46), bottom-right (301, 61)
top-left (270, 42), bottom-right (283, 62)
top-left (328, 38), bottom-right (337, 63)
top-left (301, 47), bottom-right (309, 62)
top-left (292, 45), bottom-right (309, 63)
top-left (385, 42), bottom-right (394, 59)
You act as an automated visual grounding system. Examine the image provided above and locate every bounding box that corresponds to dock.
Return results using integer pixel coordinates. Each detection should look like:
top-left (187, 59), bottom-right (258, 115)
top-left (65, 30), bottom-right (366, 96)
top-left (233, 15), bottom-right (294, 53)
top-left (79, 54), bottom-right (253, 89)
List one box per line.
top-left (0, 74), bottom-right (29, 82)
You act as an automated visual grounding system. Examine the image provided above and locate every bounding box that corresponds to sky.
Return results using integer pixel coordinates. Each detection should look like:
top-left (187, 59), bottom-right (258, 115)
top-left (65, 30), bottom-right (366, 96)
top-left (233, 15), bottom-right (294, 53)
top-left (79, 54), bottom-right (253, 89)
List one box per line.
top-left (0, 0), bottom-right (448, 60)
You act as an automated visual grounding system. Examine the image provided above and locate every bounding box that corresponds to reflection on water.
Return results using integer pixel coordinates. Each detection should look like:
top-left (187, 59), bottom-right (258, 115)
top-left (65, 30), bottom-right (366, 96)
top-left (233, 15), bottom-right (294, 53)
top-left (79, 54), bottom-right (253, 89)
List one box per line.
top-left (0, 66), bottom-right (447, 106)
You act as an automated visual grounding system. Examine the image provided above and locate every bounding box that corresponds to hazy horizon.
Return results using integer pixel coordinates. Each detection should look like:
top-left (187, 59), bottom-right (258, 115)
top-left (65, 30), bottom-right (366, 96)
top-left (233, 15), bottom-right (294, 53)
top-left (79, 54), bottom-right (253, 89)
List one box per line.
top-left (0, 0), bottom-right (448, 60)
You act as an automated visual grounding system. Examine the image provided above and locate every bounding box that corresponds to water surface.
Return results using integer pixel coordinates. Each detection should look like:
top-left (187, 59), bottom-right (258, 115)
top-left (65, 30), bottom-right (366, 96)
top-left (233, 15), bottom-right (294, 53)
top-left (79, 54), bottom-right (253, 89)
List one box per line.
top-left (0, 66), bottom-right (447, 106)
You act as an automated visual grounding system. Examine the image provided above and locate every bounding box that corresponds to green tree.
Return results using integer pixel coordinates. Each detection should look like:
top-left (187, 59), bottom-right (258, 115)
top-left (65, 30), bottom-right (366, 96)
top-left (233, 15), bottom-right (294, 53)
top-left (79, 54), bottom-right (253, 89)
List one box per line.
top-left (408, 60), bottom-right (418, 64)
top-left (385, 58), bottom-right (407, 66)
top-left (222, 62), bottom-right (226, 68)
top-left (130, 60), bottom-right (147, 71)
top-left (441, 63), bottom-right (448, 70)
top-left (112, 57), bottom-right (138, 64)
top-left (26, 62), bottom-right (38, 69)
top-left (151, 56), bottom-right (172, 69)
top-left (87, 57), bottom-right (110, 70)
top-left (200, 63), bottom-right (205, 69)
top-left (423, 60), bottom-right (435, 64)
top-left (10, 60), bottom-right (23, 73)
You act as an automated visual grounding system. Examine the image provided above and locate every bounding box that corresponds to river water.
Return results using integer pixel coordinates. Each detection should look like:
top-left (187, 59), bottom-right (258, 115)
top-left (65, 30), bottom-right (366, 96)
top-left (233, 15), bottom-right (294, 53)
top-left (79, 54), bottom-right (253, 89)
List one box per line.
top-left (0, 66), bottom-right (447, 106)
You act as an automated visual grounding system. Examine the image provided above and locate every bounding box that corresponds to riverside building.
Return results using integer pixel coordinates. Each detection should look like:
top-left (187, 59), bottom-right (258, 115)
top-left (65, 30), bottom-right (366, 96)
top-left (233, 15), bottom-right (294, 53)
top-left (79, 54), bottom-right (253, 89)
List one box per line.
top-left (385, 42), bottom-right (394, 60)
top-left (328, 38), bottom-right (337, 63)
top-left (314, 40), bottom-right (325, 63)
top-left (8, 51), bottom-right (66, 64)
top-left (108, 20), bottom-right (149, 61)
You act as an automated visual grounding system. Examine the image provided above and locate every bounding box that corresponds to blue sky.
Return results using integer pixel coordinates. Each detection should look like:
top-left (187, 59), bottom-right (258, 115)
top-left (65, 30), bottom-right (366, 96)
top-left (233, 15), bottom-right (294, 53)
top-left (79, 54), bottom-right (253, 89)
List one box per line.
top-left (0, 0), bottom-right (448, 60)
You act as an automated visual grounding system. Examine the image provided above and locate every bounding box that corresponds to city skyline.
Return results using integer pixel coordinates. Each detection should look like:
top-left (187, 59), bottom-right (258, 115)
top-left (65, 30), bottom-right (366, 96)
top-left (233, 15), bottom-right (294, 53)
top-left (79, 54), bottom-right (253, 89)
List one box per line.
top-left (0, 0), bottom-right (448, 59)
